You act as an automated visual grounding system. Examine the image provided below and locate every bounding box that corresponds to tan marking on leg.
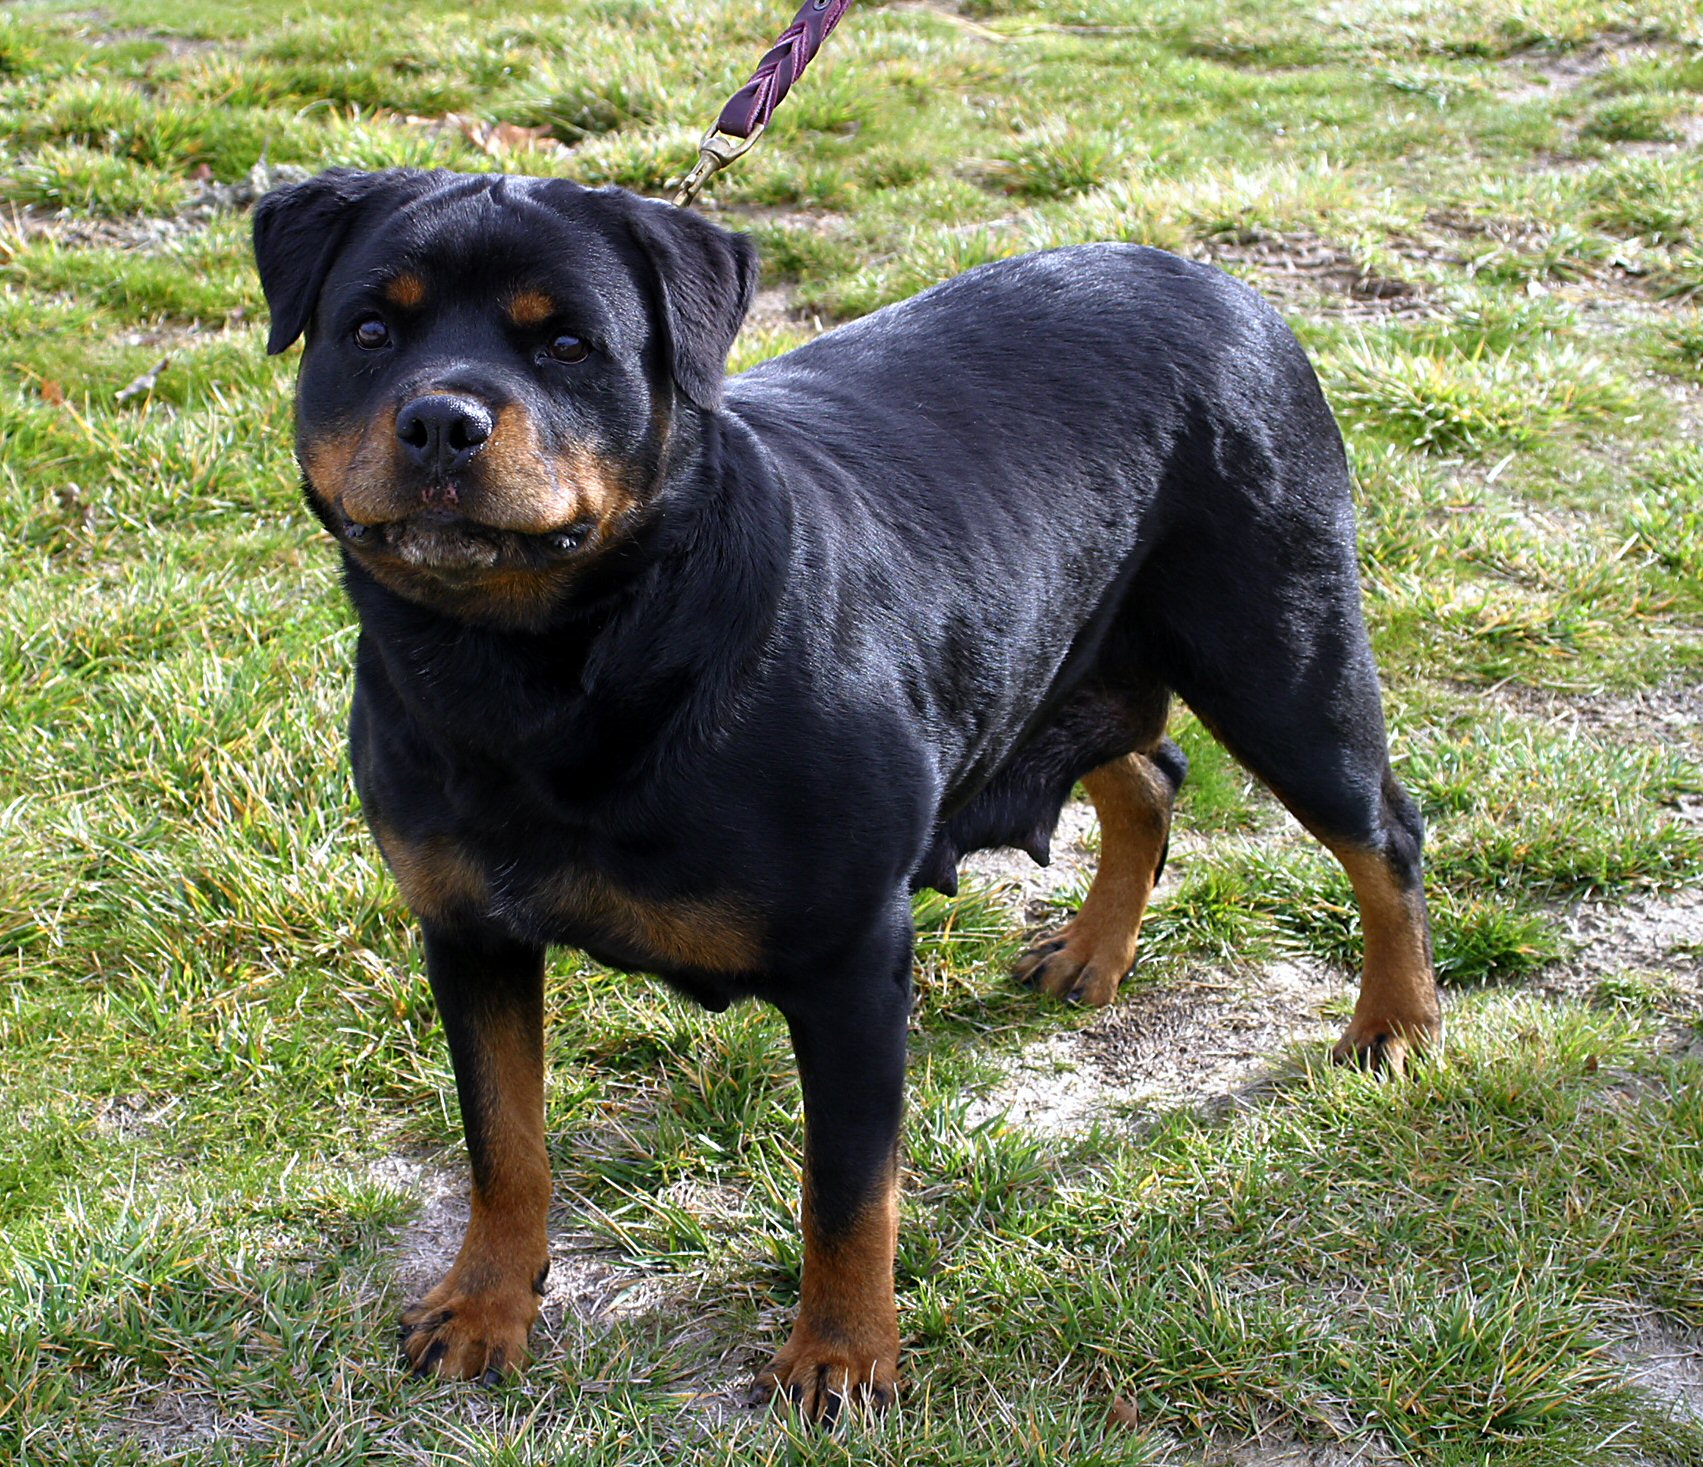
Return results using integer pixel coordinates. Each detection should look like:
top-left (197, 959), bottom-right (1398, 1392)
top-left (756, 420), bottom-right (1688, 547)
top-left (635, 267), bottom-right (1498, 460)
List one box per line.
top-left (402, 1005), bottom-right (551, 1380)
top-left (1014, 752), bottom-right (1174, 1007)
top-left (372, 821), bottom-right (488, 923)
top-left (1329, 844), bottom-right (1441, 1073)
top-left (384, 273), bottom-right (426, 309)
top-left (759, 1160), bottom-right (900, 1419)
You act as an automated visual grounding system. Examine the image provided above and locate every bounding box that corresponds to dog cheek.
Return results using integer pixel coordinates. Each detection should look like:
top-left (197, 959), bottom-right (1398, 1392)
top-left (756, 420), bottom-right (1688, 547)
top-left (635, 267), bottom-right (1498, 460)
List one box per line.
top-left (299, 425), bottom-right (361, 515)
top-left (475, 409), bottom-right (641, 538)
top-left (555, 444), bottom-right (641, 537)
top-left (301, 407), bottom-right (405, 523)
top-left (471, 406), bottom-right (568, 534)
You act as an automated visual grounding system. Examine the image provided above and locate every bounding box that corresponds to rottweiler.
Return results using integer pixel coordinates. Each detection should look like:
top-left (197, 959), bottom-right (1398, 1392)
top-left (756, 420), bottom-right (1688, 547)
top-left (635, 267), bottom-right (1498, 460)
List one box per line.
top-left (252, 168), bottom-right (1442, 1419)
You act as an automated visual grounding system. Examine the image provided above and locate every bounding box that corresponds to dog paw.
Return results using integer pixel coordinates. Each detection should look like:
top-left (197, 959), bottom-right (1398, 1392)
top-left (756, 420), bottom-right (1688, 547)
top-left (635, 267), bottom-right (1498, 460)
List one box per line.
top-left (1331, 1015), bottom-right (1443, 1076)
top-left (1012, 923), bottom-right (1125, 1007)
top-left (400, 1285), bottom-right (538, 1383)
top-left (755, 1340), bottom-right (898, 1425)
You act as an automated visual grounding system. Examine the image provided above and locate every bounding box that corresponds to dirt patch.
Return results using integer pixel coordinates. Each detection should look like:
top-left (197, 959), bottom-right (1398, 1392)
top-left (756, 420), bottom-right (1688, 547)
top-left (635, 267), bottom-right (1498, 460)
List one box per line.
top-left (1481, 674), bottom-right (1703, 760)
top-left (1497, 30), bottom-right (1676, 105)
top-left (1419, 206), bottom-right (1665, 298)
top-left (180, 161), bottom-right (313, 221)
top-left (92, 1093), bottom-right (181, 1140)
top-left (709, 202), bottom-right (848, 234)
top-left (1612, 1313), bottom-right (1703, 1426)
top-left (1618, 112), bottom-right (1703, 157)
top-left (2, 161), bottom-right (310, 255)
top-left (1188, 228), bottom-right (1429, 318)
top-left (880, 1), bottom-right (1011, 42)
top-left (962, 796), bottom-right (1102, 922)
top-left (2, 203), bottom-right (197, 251)
top-left (367, 1152), bottom-right (764, 1419)
top-left (962, 798), bottom-right (1354, 1133)
top-left (741, 283), bottom-right (827, 338)
top-left (969, 876), bottom-right (1703, 1141)
top-left (1157, 1438), bottom-right (1402, 1467)
top-left (1542, 885), bottom-right (1703, 1039)
top-left (94, 1385), bottom-right (271, 1462)
top-left (965, 777), bottom-right (1703, 1137)
top-left (966, 955), bottom-right (1345, 1134)
top-left (89, 26), bottom-right (223, 60)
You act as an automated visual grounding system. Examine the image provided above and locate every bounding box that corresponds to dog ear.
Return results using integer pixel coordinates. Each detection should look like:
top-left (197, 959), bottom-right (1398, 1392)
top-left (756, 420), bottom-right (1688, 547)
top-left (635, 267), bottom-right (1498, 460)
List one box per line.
top-left (613, 196), bottom-right (758, 412)
top-left (253, 168), bottom-right (425, 355)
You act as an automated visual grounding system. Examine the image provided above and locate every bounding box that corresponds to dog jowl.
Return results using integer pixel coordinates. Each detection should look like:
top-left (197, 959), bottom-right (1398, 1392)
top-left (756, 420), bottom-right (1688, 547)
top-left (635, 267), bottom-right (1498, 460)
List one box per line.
top-left (254, 168), bottom-right (1441, 1419)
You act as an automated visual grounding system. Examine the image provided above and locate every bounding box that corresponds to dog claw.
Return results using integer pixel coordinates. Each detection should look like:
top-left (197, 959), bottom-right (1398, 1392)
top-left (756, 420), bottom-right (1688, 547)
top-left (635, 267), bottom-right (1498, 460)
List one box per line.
top-left (411, 1338), bottom-right (448, 1378)
top-left (1013, 938), bottom-right (1066, 987)
top-left (817, 1385), bottom-right (843, 1428)
top-left (402, 1308), bottom-right (451, 1340)
top-left (758, 1344), bottom-right (897, 1426)
top-left (1332, 1025), bottom-right (1434, 1077)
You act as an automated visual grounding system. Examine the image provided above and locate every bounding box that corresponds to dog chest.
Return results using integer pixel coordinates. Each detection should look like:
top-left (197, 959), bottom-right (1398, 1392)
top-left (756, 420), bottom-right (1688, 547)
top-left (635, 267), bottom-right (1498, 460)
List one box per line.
top-left (372, 818), bottom-right (762, 977)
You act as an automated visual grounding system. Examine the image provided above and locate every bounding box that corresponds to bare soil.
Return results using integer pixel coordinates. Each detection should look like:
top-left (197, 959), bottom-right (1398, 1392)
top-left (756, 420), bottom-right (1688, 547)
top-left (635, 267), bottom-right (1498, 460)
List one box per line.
top-left (1190, 227), bottom-right (1431, 319)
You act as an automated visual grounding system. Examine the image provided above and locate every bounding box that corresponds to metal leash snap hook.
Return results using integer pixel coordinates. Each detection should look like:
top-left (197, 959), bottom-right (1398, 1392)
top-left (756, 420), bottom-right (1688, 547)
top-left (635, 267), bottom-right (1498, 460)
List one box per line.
top-left (672, 123), bottom-right (766, 209)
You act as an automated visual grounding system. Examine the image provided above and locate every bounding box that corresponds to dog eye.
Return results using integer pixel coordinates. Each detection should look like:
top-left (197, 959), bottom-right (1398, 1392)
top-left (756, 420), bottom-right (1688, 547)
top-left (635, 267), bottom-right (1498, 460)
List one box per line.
top-left (353, 317), bottom-right (390, 351)
top-left (543, 334), bottom-right (589, 365)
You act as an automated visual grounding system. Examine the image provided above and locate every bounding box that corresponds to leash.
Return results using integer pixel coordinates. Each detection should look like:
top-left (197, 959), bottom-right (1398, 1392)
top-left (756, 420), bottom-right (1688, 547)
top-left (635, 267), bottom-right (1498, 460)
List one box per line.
top-left (673, 0), bottom-right (853, 208)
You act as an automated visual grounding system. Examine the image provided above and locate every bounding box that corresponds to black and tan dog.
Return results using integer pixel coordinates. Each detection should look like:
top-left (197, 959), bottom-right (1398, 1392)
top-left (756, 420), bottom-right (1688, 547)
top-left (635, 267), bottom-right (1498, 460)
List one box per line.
top-left (252, 168), bottom-right (1442, 1419)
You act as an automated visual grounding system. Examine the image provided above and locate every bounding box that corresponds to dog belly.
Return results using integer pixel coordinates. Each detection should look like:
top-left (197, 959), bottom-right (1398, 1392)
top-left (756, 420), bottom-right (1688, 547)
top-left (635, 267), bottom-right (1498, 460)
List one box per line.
top-left (913, 681), bottom-right (1170, 894)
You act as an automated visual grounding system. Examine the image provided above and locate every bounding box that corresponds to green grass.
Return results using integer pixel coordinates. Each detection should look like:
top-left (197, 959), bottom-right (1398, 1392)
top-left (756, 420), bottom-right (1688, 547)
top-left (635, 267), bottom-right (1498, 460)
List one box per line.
top-left (1, 0), bottom-right (1701, 1463)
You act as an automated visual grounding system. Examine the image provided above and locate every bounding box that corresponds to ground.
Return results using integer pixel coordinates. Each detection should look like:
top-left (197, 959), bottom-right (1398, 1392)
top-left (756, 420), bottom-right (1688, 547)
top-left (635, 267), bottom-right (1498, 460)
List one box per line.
top-left (0, 1), bottom-right (1701, 1464)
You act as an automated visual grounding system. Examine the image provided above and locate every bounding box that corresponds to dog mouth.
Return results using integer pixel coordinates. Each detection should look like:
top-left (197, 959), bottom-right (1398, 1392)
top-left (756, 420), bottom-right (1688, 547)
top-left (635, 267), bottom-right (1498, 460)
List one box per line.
top-left (335, 507), bottom-right (588, 578)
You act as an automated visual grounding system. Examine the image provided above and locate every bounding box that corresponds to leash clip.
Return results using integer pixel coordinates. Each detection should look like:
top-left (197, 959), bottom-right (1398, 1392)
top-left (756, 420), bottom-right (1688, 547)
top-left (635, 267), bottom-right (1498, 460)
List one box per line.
top-left (672, 123), bottom-right (765, 209)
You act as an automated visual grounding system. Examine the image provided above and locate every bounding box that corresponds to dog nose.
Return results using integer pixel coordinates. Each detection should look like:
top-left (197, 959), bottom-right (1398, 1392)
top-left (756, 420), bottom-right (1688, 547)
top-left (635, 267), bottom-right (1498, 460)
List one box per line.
top-left (395, 394), bottom-right (493, 475)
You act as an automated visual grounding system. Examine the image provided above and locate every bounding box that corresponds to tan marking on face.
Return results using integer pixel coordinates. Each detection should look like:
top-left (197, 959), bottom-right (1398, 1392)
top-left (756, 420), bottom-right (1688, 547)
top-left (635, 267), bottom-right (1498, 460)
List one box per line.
top-left (555, 443), bottom-right (639, 537)
top-left (1329, 841), bottom-right (1441, 1065)
top-left (300, 424), bottom-right (362, 506)
top-left (550, 867), bottom-right (761, 974)
top-left (469, 407), bottom-right (640, 538)
top-left (760, 1156), bottom-right (901, 1409)
top-left (506, 290), bottom-right (555, 328)
top-left (1012, 750), bottom-right (1175, 1007)
top-left (385, 273), bottom-right (426, 309)
top-left (466, 405), bottom-right (570, 534)
top-left (372, 820), bottom-right (489, 922)
top-left (300, 404), bottom-right (411, 526)
top-left (302, 400), bottom-right (645, 629)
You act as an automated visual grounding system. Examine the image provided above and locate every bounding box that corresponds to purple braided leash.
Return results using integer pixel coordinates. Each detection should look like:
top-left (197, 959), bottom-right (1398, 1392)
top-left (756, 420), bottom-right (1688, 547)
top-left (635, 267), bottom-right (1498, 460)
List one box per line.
top-left (718, 0), bottom-right (853, 138)
top-left (673, 0), bottom-right (854, 207)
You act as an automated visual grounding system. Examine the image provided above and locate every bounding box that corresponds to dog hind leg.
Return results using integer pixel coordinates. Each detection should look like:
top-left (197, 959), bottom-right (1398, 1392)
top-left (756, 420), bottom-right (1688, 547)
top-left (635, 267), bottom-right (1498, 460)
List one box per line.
top-left (1141, 524), bottom-right (1442, 1072)
top-left (1013, 740), bottom-right (1184, 1006)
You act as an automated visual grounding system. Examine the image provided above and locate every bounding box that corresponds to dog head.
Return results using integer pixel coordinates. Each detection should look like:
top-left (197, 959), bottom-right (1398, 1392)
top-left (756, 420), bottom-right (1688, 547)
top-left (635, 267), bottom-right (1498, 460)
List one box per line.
top-left (253, 169), bottom-right (757, 629)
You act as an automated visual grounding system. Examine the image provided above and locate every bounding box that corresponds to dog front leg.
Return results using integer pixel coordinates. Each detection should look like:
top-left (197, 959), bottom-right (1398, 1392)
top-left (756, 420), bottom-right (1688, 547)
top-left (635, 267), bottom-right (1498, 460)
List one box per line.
top-left (401, 924), bottom-right (550, 1382)
top-left (760, 927), bottom-right (912, 1422)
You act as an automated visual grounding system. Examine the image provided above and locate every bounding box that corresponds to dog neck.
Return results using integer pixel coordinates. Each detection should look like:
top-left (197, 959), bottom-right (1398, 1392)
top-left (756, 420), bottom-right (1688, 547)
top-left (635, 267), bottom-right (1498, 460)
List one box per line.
top-left (342, 413), bottom-right (791, 785)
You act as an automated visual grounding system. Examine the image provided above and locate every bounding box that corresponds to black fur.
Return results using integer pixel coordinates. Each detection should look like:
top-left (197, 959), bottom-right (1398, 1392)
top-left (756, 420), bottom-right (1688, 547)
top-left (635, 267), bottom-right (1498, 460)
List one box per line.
top-left (255, 169), bottom-right (1426, 1391)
